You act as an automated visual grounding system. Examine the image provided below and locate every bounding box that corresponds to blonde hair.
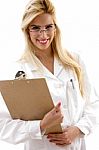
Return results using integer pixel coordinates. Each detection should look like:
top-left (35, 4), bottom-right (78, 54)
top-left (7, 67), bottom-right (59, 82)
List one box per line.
top-left (21, 0), bottom-right (84, 96)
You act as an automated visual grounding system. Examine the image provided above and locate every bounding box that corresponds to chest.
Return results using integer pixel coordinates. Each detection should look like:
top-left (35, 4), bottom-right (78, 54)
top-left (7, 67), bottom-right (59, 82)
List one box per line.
top-left (16, 61), bottom-right (85, 124)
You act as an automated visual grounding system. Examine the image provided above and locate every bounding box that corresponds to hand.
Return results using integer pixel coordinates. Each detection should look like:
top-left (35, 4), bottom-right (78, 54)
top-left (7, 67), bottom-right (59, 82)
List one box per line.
top-left (47, 126), bottom-right (82, 146)
top-left (40, 102), bottom-right (63, 131)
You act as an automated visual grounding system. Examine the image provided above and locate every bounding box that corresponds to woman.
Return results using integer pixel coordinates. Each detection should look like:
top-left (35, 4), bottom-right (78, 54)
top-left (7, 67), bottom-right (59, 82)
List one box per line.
top-left (0, 0), bottom-right (98, 149)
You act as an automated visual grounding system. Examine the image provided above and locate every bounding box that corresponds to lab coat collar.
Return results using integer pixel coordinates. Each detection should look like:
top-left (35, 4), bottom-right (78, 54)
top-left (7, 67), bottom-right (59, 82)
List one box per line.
top-left (25, 55), bottom-right (63, 80)
top-left (42, 56), bottom-right (63, 80)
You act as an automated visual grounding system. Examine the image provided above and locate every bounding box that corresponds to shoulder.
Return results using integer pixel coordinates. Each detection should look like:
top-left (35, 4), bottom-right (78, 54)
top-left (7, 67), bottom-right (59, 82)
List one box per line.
top-left (67, 50), bottom-right (86, 70)
top-left (68, 50), bottom-right (84, 65)
top-left (0, 60), bottom-right (26, 80)
top-left (13, 59), bottom-right (29, 79)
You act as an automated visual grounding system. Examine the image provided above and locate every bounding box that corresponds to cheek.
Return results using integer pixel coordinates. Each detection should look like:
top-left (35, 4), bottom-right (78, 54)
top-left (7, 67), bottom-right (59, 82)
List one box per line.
top-left (50, 33), bottom-right (55, 42)
top-left (29, 34), bottom-right (36, 44)
top-left (49, 31), bottom-right (55, 40)
top-left (29, 32), bottom-right (55, 45)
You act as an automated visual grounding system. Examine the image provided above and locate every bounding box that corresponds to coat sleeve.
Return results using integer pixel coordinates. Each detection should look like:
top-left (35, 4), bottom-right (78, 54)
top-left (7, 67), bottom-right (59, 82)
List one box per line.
top-left (74, 54), bottom-right (99, 136)
top-left (0, 93), bottom-right (43, 144)
top-left (0, 62), bottom-right (43, 144)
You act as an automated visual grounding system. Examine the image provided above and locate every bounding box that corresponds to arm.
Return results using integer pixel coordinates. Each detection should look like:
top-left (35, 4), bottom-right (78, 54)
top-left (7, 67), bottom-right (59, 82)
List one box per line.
top-left (74, 54), bottom-right (99, 136)
top-left (0, 95), bottom-right (63, 144)
top-left (40, 102), bottom-right (63, 131)
top-left (0, 93), bottom-right (43, 144)
top-left (47, 54), bottom-right (99, 145)
top-left (0, 62), bottom-right (63, 144)
top-left (0, 111), bottom-right (42, 144)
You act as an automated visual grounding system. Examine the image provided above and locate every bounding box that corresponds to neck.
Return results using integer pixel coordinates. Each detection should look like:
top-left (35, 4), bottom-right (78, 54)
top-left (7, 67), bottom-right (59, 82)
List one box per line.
top-left (34, 47), bottom-right (54, 61)
top-left (34, 48), bottom-right (54, 74)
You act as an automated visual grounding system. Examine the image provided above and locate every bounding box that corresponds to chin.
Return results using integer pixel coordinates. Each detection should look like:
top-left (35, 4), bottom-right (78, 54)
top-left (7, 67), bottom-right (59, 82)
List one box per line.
top-left (37, 45), bottom-right (50, 50)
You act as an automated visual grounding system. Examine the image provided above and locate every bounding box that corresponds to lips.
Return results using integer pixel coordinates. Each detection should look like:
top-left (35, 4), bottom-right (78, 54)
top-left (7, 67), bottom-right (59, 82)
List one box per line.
top-left (37, 39), bottom-right (49, 44)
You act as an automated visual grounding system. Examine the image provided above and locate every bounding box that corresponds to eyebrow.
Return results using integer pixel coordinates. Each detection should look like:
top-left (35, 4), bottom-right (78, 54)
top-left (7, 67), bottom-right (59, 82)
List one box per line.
top-left (30, 23), bottom-right (54, 27)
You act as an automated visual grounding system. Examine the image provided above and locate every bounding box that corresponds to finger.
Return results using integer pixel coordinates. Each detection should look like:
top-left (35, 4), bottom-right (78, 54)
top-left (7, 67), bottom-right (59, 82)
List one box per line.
top-left (54, 102), bottom-right (61, 112)
top-left (48, 134), bottom-right (72, 145)
top-left (56, 142), bottom-right (71, 146)
top-left (47, 133), bottom-right (64, 139)
top-left (49, 139), bottom-right (64, 143)
top-left (51, 102), bottom-right (61, 114)
top-left (60, 115), bottom-right (64, 122)
top-left (55, 112), bottom-right (63, 120)
top-left (49, 139), bottom-right (70, 145)
top-left (49, 137), bottom-right (63, 141)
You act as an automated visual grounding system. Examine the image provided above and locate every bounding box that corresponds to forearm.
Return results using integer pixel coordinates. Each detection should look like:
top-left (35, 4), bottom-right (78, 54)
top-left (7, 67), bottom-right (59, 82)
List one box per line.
top-left (0, 113), bottom-right (42, 144)
top-left (75, 107), bottom-right (97, 136)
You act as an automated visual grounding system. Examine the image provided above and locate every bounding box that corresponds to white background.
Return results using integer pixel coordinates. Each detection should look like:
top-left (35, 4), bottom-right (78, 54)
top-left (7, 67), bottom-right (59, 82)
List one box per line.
top-left (0, 0), bottom-right (99, 149)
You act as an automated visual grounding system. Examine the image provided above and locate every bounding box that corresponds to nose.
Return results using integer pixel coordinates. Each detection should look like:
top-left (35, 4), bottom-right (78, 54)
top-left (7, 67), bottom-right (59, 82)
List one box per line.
top-left (40, 29), bottom-right (46, 33)
top-left (39, 30), bottom-right (48, 38)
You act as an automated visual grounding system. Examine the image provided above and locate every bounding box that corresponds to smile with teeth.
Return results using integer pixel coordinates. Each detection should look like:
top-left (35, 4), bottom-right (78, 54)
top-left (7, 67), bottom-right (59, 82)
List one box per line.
top-left (37, 39), bottom-right (49, 44)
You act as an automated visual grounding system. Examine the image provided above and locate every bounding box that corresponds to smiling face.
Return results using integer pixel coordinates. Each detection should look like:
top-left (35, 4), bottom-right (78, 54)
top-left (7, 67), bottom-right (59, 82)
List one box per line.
top-left (28, 13), bottom-right (56, 53)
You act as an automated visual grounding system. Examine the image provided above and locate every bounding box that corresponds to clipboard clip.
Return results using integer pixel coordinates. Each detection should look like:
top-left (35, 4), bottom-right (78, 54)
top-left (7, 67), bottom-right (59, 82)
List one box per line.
top-left (15, 71), bottom-right (26, 80)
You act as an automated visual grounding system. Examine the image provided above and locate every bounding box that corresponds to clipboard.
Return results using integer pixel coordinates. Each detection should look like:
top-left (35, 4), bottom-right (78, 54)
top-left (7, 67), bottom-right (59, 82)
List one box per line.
top-left (0, 78), bottom-right (62, 134)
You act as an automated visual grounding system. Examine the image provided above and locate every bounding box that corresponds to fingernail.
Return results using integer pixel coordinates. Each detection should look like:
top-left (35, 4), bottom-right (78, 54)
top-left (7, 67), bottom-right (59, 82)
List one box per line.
top-left (58, 102), bottom-right (61, 106)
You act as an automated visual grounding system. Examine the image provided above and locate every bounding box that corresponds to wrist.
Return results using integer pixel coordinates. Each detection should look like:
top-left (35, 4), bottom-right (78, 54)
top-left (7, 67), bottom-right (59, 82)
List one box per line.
top-left (40, 120), bottom-right (47, 131)
top-left (40, 120), bottom-right (46, 136)
top-left (75, 126), bottom-right (83, 137)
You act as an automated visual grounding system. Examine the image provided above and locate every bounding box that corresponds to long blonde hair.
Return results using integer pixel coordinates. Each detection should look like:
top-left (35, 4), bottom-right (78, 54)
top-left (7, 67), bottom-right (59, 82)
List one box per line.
top-left (21, 0), bottom-right (84, 96)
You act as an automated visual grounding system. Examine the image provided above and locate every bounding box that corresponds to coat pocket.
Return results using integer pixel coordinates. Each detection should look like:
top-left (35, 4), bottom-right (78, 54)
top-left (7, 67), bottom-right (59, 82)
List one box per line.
top-left (66, 79), bottom-right (85, 124)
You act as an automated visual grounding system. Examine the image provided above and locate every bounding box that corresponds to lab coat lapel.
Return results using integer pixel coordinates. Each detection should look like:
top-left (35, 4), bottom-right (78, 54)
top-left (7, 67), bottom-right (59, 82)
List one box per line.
top-left (54, 56), bottom-right (63, 77)
top-left (42, 56), bottom-right (64, 80)
top-left (25, 55), bottom-right (64, 80)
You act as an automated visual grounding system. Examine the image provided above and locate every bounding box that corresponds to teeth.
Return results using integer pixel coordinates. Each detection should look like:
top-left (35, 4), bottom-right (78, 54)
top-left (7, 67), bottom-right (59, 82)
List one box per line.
top-left (39, 39), bottom-right (48, 44)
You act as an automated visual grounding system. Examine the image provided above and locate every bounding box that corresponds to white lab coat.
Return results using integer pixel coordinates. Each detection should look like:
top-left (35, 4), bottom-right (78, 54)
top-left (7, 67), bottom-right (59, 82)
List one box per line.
top-left (0, 54), bottom-right (98, 150)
